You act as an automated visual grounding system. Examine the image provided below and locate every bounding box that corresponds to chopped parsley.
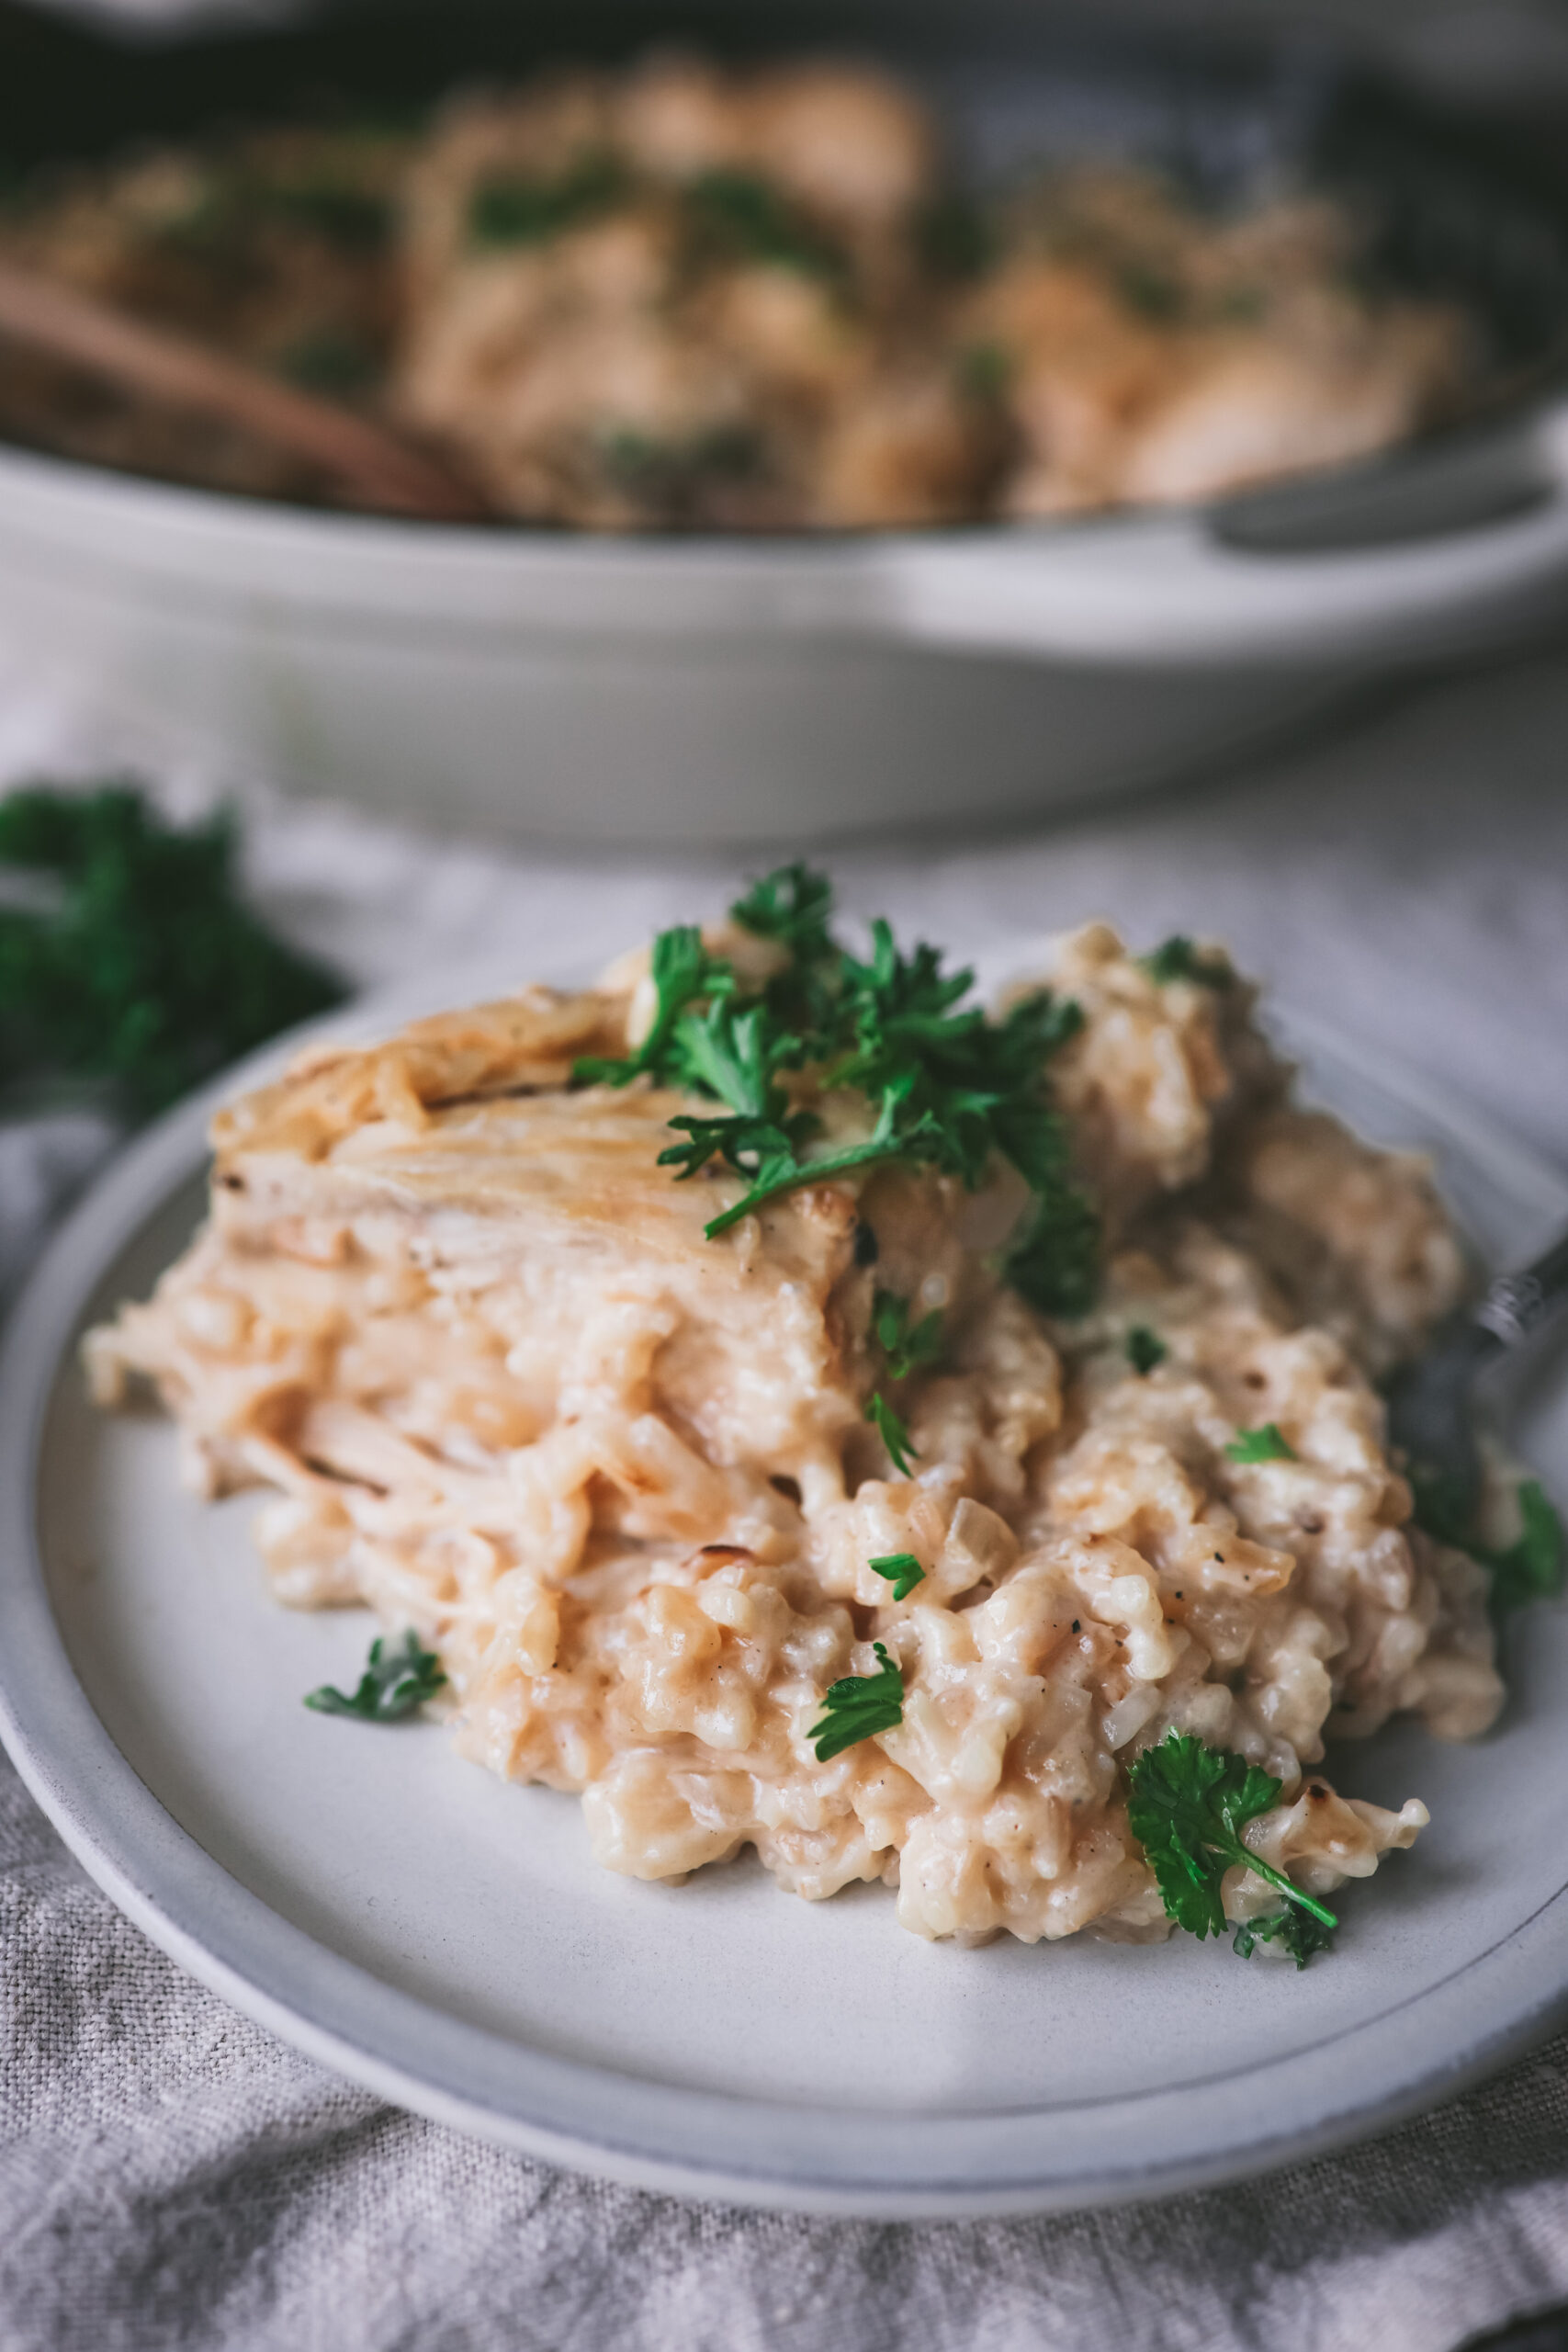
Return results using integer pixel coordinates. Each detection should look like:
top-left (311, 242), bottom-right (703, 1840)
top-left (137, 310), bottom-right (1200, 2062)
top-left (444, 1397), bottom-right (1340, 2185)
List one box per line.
top-left (873, 1289), bottom-right (943, 1382)
top-left (1126, 1731), bottom-right (1337, 1951)
top-left (1004, 1170), bottom-right (1101, 1319)
top-left (468, 151), bottom-right (627, 248)
top-left (596, 423), bottom-right (763, 513)
top-left (1413, 1472), bottom-right (1565, 1620)
top-left (574, 866), bottom-right (1100, 1310)
top-left (0, 784), bottom-right (344, 1114)
top-left (1232, 1905), bottom-right (1336, 1968)
top-left (573, 922), bottom-right (728, 1092)
top-left (1484, 1481), bottom-right (1565, 1614)
top-left (729, 859), bottom-right (837, 956)
top-left (865, 1389), bottom-right (919, 1477)
top-left (1126, 1325), bottom-right (1168, 1375)
top-left (1142, 935), bottom-right (1233, 989)
top-left (304, 1630), bottom-right (446, 1723)
top-left (682, 168), bottom-right (847, 284)
top-left (861, 1290), bottom-right (942, 1479)
top-left (869, 1552), bottom-right (925, 1601)
top-left (807, 1641), bottom-right (905, 1760)
top-left (1225, 1423), bottom-right (1297, 1464)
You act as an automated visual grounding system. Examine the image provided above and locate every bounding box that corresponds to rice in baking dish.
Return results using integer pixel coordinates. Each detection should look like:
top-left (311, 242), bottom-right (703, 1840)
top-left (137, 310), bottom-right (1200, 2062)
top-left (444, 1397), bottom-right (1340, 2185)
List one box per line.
top-left (0, 52), bottom-right (1478, 526)
top-left (86, 890), bottom-right (1506, 1950)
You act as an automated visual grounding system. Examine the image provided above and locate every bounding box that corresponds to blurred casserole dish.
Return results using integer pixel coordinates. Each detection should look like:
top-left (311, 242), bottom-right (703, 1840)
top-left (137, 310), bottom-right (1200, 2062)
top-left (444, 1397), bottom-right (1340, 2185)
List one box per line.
top-left (1, 0), bottom-right (1567, 841)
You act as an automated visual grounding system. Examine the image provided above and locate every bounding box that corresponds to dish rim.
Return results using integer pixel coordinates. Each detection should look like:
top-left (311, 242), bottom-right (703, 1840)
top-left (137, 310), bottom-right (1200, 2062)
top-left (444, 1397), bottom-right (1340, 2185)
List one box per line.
top-left (2, 973), bottom-right (1566, 2218)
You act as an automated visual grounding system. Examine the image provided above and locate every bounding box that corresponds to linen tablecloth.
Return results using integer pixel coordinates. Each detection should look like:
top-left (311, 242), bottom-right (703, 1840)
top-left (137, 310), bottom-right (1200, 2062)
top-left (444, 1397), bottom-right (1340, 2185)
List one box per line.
top-left (4, 639), bottom-right (1568, 2352)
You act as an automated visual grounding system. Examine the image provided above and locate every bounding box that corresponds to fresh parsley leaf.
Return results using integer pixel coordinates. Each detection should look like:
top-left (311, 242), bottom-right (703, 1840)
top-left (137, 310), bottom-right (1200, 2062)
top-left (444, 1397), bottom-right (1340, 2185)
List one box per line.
top-left (1006, 1173), bottom-right (1101, 1318)
top-left (808, 1641), bottom-right (905, 1760)
top-left (468, 151), bottom-right (627, 248)
top-left (1225, 1423), bottom-right (1297, 1464)
top-left (682, 169), bottom-right (847, 283)
top-left (574, 924), bottom-right (730, 1091)
top-left (601, 869), bottom-right (1098, 1303)
top-left (596, 424), bottom-right (763, 514)
top-left (830, 930), bottom-right (1082, 1195)
top-left (1414, 1472), bottom-right (1566, 1619)
top-left (659, 1107), bottom-right (804, 1186)
top-left (1233, 1905), bottom-right (1336, 1968)
top-left (1126, 1325), bottom-right (1168, 1374)
top-left (731, 861), bottom-right (836, 961)
top-left (865, 1389), bottom-right (919, 1477)
top-left (873, 1289), bottom-right (944, 1382)
top-left (1125, 1731), bottom-right (1337, 1946)
top-left (858, 1294), bottom-right (940, 1478)
top-left (1142, 935), bottom-right (1233, 989)
top-left (676, 1093), bottom-right (934, 1240)
top-left (304, 1630), bottom-right (446, 1723)
top-left (869, 1551), bottom-right (925, 1600)
top-left (667, 991), bottom-right (797, 1121)
top-left (0, 783), bottom-right (344, 1115)
top-left (730, 860), bottom-right (843, 1042)
top-left (1486, 1481), bottom-right (1565, 1614)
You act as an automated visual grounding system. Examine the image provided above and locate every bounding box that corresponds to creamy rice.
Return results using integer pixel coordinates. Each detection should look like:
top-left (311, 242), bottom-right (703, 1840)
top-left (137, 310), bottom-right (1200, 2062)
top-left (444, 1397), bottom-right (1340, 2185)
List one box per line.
top-left (86, 920), bottom-right (1503, 1948)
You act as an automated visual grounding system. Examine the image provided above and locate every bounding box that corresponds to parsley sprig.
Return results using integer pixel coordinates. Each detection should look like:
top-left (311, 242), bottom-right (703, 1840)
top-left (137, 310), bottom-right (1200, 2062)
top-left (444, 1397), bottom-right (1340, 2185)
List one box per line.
top-left (861, 1290), bottom-right (944, 1477)
top-left (1126, 1731), bottom-right (1337, 1952)
top-left (1412, 1472), bottom-right (1565, 1620)
top-left (1226, 1422), bottom-right (1297, 1464)
top-left (573, 924), bottom-right (734, 1093)
top-left (1142, 935), bottom-right (1233, 989)
top-left (860, 1288), bottom-right (944, 1467)
top-left (807, 1642), bottom-right (906, 1761)
top-left (1003, 1171), bottom-right (1101, 1317)
top-left (730, 860), bottom-right (835, 952)
top-left (873, 1288), bottom-right (944, 1380)
top-left (573, 866), bottom-right (1100, 1307)
top-left (865, 1390), bottom-right (919, 1477)
top-left (1232, 1905), bottom-right (1335, 1969)
top-left (304, 1630), bottom-right (446, 1723)
top-left (468, 151), bottom-right (628, 249)
top-left (869, 1552), bottom-right (925, 1600)
top-left (0, 784), bottom-right (344, 1114)
top-left (1125, 1324), bottom-right (1168, 1374)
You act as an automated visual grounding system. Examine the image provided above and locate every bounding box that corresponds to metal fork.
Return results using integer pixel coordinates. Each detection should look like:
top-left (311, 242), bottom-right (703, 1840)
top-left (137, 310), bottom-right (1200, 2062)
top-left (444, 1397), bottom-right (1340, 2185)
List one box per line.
top-left (1385, 1230), bottom-right (1568, 1525)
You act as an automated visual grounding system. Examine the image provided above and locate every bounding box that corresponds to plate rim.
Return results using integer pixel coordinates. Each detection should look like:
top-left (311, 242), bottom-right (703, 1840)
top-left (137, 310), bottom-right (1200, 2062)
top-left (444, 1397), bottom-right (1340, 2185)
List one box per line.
top-left (2, 969), bottom-right (1567, 2218)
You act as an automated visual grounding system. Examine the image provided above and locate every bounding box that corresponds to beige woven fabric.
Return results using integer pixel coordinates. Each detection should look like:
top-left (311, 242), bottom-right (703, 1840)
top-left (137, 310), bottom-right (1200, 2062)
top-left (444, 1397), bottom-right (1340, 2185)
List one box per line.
top-left (3, 638), bottom-right (1568, 2351)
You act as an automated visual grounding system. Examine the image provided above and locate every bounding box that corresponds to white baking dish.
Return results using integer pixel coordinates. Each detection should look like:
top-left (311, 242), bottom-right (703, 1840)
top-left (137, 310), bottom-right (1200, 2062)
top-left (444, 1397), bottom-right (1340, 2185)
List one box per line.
top-left (5, 11), bottom-right (1568, 842)
top-left (5, 408), bottom-right (1568, 842)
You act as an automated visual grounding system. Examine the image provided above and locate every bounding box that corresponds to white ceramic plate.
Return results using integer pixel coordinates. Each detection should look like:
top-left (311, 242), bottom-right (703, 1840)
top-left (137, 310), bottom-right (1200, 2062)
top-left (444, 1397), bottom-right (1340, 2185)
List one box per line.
top-left (2, 961), bottom-right (1567, 2218)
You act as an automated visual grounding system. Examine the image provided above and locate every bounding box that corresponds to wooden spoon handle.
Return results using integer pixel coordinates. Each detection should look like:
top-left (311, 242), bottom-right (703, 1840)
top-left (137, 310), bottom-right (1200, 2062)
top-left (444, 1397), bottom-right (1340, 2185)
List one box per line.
top-left (0, 255), bottom-right (490, 522)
